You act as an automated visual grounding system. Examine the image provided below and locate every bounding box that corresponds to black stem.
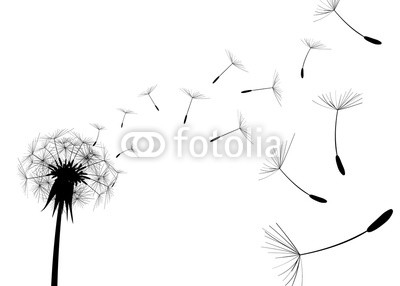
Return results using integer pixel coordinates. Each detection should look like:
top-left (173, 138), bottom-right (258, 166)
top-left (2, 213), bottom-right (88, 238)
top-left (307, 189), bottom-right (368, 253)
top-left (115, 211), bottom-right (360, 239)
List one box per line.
top-left (334, 110), bottom-right (339, 155)
top-left (335, 11), bottom-right (364, 37)
top-left (210, 128), bottom-right (240, 142)
top-left (121, 114), bottom-right (126, 128)
top-left (51, 203), bottom-right (64, 286)
top-left (213, 63), bottom-right (233, 83)
top-left (93, 130), bottom-right (100, 146)
top-left (301, 48), bottom-right (311, 78)
top-left (279, 169), bottom-right (309, 196)
top-left (148, 95), bottom-right (159, 111)
top-left (301, 230), bottom-right (367, 256)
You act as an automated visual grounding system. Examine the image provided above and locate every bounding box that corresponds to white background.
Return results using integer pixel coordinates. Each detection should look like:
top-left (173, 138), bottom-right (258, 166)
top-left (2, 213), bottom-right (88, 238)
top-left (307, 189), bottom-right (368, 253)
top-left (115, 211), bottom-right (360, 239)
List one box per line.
top-left (1, 1), bottom-right (399, 285)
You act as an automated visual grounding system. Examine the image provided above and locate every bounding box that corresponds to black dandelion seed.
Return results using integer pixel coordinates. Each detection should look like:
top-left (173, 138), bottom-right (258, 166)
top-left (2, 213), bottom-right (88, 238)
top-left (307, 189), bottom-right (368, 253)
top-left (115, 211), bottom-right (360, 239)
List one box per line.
top-left (212, 50), bottom-right (247, 84)
top-left (300, 39), bottom-right (329, 79)
top-left (210, 111), bottom-right (252, 143)
top-left (90, 123), bottom-right (105, 146)
top-left (259, 134), bottom-right (327, 203)
top-left (18, 129), bottom-right (120, 286)
top-left (181, 88), bottom-right (208, 124)
top-left (118, 108), bottom-right (136, 128)
top-left (313, 90), bottom-right (362, 175)
top-left (264, 209), bottom-right (393, 286)
top-left (139, 85), bottom-right (159, 111)
top-left (314, 0), bottom-right (382, 45)
top-left (241, 71), bottom-right (282, 106)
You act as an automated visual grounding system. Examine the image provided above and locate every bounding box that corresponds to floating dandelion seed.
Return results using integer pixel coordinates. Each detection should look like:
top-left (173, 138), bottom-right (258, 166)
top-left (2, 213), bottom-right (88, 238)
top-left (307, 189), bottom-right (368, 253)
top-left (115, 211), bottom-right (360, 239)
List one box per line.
top-left (181, 88), bottom-right (208, 124)
top-left (212, 50), bottom-right (247, 84)
top-left (241, 71), bottom-right (283, 106)
top-left (139, 85), bottom-right (159, 111)
top-left (90, 123), bottom-right (105, 146)
top-left (18, 129), bottom-right (119, 286)
top-left (314, 0), bottom-right (382, 45)
top-left (118, 108), bottom-right (135, 128)
top-left (259, 134), bottom-right (327, 203)
top-left (210, 112), bottom-right (252, 143)
top-left (264, 209), bottom-right (393, 286)
top-left (300, 39), bottom-right (329, 78)
top-left (313, 89), bottom-right (362, 175)
top-left (116, 142), bottom-right (137, 158)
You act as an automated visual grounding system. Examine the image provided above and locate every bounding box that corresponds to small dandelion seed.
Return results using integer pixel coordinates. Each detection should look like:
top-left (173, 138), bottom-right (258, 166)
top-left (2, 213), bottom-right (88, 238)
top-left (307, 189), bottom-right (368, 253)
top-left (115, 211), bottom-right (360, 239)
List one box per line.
top-left (300, 38), bottom-right (329, 78)
top-left (139, 85), bottom-right (159, 111)
top-left (90, 123), bottom-right (105, 146)
top-left (259, 134), bottom-right (327, 203)
top-left (210, 111), bottom-right (252, 143)
top-left (313, 89), bottom-right (362, 175)
top-left (241, 71), bottom-right (283, 106)
top-left (116, 142), bottom-right (137, 158)
top-left (118, 108), bottom-right (136, 128)
top-left (314, 0), bottom-right (382, 45)
top-left (212, 50), bottom-right (247, 84)
top-left (181, 88), bottom-right (208, 124)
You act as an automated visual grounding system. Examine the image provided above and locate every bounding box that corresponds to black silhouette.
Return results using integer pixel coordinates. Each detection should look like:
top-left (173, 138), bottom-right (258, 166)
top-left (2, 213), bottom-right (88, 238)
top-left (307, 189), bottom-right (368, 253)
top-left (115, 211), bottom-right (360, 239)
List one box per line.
top-left (315, 0), bottom-right (382, 45)
top-left (313, 90), bottom-right (362, 175)
top-left (212, 50), bottom-right (247, 84)
top-left (300, 39), bottom-right (329, 78)
top-left (118, 108), bottom-right (135, 128)
top-left (241, 71), bottom-right (283, 106)
top-left (181, 88), bottom-right (208, 124)
top-left (116, 142), bottom-right (137, 158)
top-left (210, 112), bottom-right (252, 143)
top-left (90, 123), bottom-right (105, 146)
top-left (260, 135), bottom-right (327, 203)
top-left (18, 129), bottom-right (119, 286)
top-left (139, 85), bottom-right (159, 111)
top-left (264, 209), bottom-right (393, 286)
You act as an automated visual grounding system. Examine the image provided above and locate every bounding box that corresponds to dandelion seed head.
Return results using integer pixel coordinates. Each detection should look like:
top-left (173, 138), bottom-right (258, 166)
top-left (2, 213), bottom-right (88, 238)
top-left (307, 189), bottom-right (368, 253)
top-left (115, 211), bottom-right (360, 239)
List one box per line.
top-left (139, 85), bottom-right (157, 96)
top-left (314, 0), bottom-right (341, 21)
top-left (272, 71), bottom-right (283, 106)
top-left (18, 130), bottom-right (120, 219)
top-left (302, 38), bottom-right (328, 50)
top-left (181, 88), bottom-right (208, 99)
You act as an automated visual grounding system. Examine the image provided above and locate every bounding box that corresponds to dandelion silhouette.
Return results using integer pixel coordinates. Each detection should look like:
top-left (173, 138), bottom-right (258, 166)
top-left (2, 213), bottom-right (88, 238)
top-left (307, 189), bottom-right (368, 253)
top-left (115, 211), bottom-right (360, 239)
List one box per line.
top-left (18, 129), bottom-right (119, 286)
top-left (118, 108), bottom-right (135, 128)
top-left (181, 88), bottom-right (208, 124)
top-left (116, 142), bottom-right (137, 158)
top-left (263, 209), bottom-right (393, 286)
top-left (313, 90), bottom-right (362, 175)
top-left (259, 134), bottom-right (327, 203)
top-left (210, 112), bottom-right (252, 143)
top-left (315, 0), bottom-right (382, 45)
top-left (212, 50), bottom-right (247, 84)
top-left (90, 123), bottom-right (105, 146)
top-left (241, 71), bottom-right (282, 106)
top-left (300, 39), bottom-right (329, 78)
top-left (139, 85), bottom-right (159, 111)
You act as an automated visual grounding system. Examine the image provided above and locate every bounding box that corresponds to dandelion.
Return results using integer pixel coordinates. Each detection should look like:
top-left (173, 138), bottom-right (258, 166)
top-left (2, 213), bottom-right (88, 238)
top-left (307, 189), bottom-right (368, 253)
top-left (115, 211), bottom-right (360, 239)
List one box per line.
top-left (90, 123), bottom-right (105, 146)
top-left (263, 209), bottom-right (393, 286)
top-left (210, 111), bottom-right (252, 143)
top-left (139, 85), bottom-right (159, 111)
top-left (314, 0), bottom-right (382, 45)
top-left (18, 129), bottom-right (119, 286)
top-left (259, 134), bottom-right (327, 203)
top-left (212, 50), bottom-right (247, 84)
top-left (181, 88), bottom-right (208, 124)
top-left (116, 142), bottom-right (137, 158)
top-left (300, 39), bottom-right (329, 78)
top-left (118, 108), bottom-right (136, 128)
top-left (313, 89), bottom-right (362, 175)
top-left (241, 71), bottom-right (282, 106)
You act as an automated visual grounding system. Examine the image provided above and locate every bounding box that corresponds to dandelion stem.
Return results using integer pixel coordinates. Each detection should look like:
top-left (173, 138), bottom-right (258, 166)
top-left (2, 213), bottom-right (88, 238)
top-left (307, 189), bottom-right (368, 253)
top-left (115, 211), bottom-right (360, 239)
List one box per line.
top-left (184, 98), bottom-right (193, 124)
top-left (241, 87), bottom-right (272, 93)
top-left (301, 231), bottom-right (367, 256)
top-left (210, 128), bottom-right (240, 142)
top-left (279, 169), bottom-right (309, 196)
top-left (121, 113), bottom-right (126, 128)
top-left (51, 203), bottom-right (63, 286)
top-left (213, 63), bottom-right (233, 84)
top-left (148, 95), bottom-right (159, 111)
top-left (334, 11), bottom-right (364, 37)
top-left (334, 110), bottom-right (339, 155)
top-left (301, 48), bottom-right (311, 78)
top-left (93, 130), bottom-right (100, 146)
